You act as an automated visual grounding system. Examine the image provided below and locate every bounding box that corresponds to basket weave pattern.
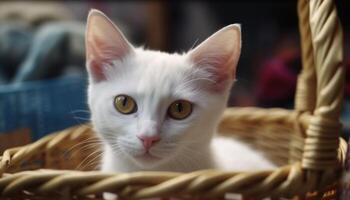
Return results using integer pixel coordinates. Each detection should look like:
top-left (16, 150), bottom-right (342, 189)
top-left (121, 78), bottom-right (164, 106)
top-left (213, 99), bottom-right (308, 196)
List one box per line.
top-left (0, 0), bottom-right (347, 199)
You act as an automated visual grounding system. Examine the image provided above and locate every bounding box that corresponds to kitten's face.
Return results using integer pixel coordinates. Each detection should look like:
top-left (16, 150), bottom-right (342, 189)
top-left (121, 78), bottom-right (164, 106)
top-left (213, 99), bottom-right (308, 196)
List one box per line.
top-left (86, 10), bottom-right (241, 169)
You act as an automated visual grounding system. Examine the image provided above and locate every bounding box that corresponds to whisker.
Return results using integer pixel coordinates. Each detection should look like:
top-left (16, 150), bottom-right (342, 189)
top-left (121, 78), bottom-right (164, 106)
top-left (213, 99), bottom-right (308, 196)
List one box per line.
top-left (189, 38), bottom-right (199, 51)
top-left (70, 108), bottom-right (91, 127)
top-left (83, 159), bottom-right (102, 171)
top-left (66, 138), bottom-right (102, 152)
top-left (78, 143), bottom-right (103, 153)
top-left (70, 110), bottom-right (91, 114)
top-left (73, 116), bottom-right (91, 121)
top-left (111, 141), bottom-right (125, 154)
top-left (77, 149), bottom-right (103, 170)
top-left (81, 152), bottom-right (103, 170)
top-left (66, 138), bottom-right (102, 154)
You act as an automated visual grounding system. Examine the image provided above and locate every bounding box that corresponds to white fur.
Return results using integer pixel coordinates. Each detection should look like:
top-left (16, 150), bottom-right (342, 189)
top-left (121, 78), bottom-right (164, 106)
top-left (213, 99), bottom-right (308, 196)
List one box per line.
top-left (86, 10), bottom-right (276, 175)
top-left (212, 136), bottom-right (276, 171)
top-left (88, 48), bottom-right (275, 172)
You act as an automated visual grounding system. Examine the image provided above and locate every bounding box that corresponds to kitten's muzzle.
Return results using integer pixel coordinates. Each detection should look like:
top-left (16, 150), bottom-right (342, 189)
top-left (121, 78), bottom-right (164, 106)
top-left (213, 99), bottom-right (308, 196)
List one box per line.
top-left (137, 134), bottom-right (160, 150)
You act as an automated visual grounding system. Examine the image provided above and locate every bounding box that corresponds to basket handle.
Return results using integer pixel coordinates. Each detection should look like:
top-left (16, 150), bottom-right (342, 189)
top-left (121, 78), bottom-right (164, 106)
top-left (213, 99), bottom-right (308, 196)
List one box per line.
top-left (300, 0), bottom-right (345, 170)
top-left (295, 0), bottom-right (317, 113)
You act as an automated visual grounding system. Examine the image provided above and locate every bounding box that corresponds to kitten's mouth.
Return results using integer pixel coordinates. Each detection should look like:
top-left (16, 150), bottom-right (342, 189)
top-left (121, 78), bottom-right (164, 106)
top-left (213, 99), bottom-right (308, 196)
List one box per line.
top-left (135, 152), bottom-right (160, 161)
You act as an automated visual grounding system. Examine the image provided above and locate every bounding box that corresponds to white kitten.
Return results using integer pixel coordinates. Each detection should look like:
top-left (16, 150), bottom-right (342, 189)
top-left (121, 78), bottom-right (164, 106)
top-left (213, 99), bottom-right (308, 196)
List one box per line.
top-left (85, 9), bottom-right (275, 174)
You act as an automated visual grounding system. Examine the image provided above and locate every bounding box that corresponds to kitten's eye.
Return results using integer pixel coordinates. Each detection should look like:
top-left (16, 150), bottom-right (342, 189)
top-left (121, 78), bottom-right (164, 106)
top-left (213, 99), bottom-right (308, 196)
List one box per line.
top-left (168, 100), bottom-right (192, 120)
top-left (114, 95), bottom-right (137, 114)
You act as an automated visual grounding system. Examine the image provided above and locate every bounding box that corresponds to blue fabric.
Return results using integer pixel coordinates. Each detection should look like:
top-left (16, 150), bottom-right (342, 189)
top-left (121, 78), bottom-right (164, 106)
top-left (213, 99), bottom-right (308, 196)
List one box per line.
top-left (0, 75), bottom-right (89, 140)
top-left (0, 22), bottom-right (32, 82)
top-left (13, 22), bottom-right (85, 83)
top-left (0, 21), bottom-right (87, 140)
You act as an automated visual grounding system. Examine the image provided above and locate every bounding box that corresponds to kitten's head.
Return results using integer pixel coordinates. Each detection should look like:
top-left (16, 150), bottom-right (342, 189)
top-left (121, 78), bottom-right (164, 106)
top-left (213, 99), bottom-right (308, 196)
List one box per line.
top-left (86, 10), bottom-right (241, 169)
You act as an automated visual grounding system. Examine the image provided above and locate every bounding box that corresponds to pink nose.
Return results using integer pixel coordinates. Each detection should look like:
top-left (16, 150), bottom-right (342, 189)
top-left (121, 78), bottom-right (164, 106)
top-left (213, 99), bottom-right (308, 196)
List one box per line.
top-left (137, 135), bottom-right (160, 150)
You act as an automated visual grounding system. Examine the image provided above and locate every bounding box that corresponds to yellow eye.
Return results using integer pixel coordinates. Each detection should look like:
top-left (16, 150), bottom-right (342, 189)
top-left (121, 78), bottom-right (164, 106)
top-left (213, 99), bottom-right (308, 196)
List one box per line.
top-left (114, 95), bottom-right (137, 114)
top-left (168, 100), bottom-right (192, 120)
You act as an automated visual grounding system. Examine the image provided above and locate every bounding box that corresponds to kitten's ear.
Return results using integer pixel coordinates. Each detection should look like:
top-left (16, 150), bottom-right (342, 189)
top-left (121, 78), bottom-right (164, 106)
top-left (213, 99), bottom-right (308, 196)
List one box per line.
top-left (189, 24), bottom-right (241, 91)
top-left (86, 9), bottom-right (134, 82)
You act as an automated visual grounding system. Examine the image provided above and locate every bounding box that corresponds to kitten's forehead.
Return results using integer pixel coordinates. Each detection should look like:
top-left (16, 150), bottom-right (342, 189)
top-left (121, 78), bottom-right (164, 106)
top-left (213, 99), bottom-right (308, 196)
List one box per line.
top-left (134, 49), bottom-right (192, 98)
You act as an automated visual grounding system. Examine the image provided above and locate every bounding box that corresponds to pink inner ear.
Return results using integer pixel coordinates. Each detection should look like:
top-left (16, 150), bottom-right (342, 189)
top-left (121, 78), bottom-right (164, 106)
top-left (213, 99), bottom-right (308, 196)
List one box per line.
top-left (86, 35), bottom-right (131, 82)
top-left (191, 52), bottom-right (236, 92)
top-left (206, 66), bottom-right (232, 92)
top-left (88, 59), bottom-right (106, 82)
top-left (86, 38), bottom-right (110, 82)
top-left (87, 36), bottom-right (128, 63)
top-left (86, 10), bottom-right (133, 83)
top-left (188, 24), bottom-right (241, 92)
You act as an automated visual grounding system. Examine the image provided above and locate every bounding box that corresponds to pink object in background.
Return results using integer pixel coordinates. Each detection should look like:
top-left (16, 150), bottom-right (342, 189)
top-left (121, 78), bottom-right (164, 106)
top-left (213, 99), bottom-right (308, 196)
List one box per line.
top-left (254, 42), bottom-right (300, 107)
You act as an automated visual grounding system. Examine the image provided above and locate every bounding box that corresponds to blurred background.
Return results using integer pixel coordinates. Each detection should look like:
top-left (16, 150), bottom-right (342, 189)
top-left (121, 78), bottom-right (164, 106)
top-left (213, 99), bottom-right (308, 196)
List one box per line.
top-left (0, 1), bottom-right (349, 151)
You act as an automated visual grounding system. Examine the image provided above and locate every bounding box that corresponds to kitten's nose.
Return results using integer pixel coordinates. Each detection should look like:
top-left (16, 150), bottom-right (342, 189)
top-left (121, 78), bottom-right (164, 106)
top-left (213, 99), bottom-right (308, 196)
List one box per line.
top-left (137, 134), bottom-right (160, 150)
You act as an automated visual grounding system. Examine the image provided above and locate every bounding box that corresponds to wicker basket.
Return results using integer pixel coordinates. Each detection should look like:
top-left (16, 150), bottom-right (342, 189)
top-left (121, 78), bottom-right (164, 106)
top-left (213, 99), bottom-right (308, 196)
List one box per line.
top-left (0, 0), bottom-right (347, 199)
